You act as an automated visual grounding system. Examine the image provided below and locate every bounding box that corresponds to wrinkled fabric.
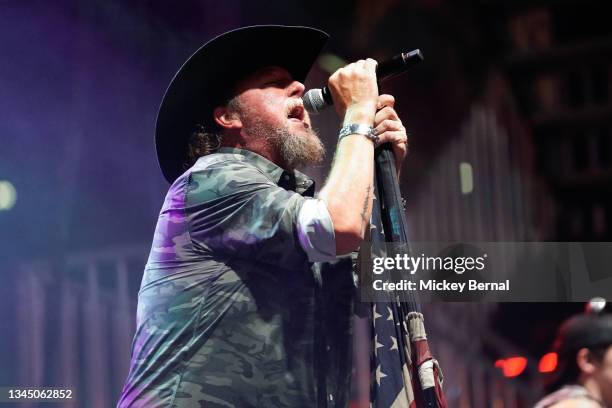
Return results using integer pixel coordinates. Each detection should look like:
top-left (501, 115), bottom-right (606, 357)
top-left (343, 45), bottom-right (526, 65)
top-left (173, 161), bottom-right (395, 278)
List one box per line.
top-left (297, 198), bottom-right (336, 262)
top-left (118, 147), bottom-right (354, 408)
top-left (534, 385), bottom-right (605, 408)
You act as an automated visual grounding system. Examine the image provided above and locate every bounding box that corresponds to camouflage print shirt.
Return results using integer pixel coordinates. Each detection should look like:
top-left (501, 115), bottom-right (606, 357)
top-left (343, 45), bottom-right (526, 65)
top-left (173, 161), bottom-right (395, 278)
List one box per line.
top-left (118, 147), bottom-right (354, 408)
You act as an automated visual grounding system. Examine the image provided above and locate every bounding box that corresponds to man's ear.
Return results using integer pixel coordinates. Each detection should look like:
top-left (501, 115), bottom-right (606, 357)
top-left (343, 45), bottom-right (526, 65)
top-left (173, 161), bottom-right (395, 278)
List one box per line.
top-left (213, 106), bottom-right (242, 130)
top-left (576, 348), bottom-right (598, 375)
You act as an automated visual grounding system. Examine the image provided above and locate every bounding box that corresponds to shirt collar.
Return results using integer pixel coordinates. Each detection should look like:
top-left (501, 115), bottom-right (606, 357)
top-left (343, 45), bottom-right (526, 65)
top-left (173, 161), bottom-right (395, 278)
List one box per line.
top-left (217, 147), bottom-right (315, 196)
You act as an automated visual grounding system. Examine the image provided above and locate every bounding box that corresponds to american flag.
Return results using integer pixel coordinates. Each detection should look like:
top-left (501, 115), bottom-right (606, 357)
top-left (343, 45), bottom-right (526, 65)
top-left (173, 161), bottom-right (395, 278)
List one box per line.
top-left (367, 147), bottom-right (447, 408)
top-left (371, 301), bottom-right (416, 408)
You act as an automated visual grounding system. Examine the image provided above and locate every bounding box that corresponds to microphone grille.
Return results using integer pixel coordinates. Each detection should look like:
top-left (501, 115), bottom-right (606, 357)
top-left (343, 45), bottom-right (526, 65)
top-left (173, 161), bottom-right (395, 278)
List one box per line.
top-left (303, 88), bottom-right (325, 114)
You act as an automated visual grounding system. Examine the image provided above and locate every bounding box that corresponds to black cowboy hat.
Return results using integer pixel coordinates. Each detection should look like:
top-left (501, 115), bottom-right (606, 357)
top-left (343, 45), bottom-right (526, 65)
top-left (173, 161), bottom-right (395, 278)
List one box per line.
top-left (155, 25), bottom-right (329, 183)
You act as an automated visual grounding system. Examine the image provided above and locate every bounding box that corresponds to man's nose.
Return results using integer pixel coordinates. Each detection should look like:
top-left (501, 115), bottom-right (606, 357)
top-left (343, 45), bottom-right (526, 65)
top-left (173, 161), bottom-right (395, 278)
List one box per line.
top-left (288, 81), bottom-right (305, 98)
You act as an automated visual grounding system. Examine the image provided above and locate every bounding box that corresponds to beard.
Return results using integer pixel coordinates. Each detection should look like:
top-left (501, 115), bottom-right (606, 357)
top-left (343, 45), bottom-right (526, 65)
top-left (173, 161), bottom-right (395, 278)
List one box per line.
top-left (265, 125), bottom-right (325, 170)
top-left (234, 100), bottom-right (325, 170)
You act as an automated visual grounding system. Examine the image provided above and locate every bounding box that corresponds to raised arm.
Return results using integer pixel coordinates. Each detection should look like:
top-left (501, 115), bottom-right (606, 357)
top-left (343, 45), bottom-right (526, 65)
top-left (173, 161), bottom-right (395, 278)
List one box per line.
top-left (318, 59), bottom-right (408, 255)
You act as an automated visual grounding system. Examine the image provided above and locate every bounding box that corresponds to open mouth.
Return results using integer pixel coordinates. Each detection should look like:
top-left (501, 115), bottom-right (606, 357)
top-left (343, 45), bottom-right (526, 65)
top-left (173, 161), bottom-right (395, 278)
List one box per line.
top-left (287, 103), bottom-right (305, 122)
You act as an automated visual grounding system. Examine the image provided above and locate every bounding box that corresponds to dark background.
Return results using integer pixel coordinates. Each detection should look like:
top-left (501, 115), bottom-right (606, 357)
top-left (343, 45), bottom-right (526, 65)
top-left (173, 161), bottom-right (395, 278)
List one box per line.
top-left (1, 1), bottom-right (610, 406)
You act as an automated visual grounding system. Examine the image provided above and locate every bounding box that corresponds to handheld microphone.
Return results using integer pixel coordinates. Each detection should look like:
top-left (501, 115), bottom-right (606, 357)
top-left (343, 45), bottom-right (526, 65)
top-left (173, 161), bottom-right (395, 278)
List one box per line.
top-left (302, 49), bottom-right (424, 114)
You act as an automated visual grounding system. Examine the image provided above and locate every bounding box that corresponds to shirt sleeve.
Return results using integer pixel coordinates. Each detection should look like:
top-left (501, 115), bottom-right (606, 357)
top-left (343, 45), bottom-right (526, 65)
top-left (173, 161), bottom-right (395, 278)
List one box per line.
top-left (297, 198), bottom-right (337, 262)
top-left (185, 159), bottom-right (309, 269)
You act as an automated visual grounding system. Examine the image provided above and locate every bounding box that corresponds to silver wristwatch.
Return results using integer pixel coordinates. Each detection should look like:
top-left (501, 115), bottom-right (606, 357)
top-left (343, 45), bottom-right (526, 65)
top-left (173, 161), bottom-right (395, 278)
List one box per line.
top-left (338, 123), bottom-right (379, 144)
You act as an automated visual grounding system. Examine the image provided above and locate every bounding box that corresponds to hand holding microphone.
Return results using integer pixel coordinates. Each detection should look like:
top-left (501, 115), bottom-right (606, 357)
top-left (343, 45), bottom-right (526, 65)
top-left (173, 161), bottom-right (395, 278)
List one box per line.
top-left (302, 49), bottom-right (424, 114)
top-left (326, 58), bottom-right (380, 126)
top-left (314, 50), bottom-right (420, 174)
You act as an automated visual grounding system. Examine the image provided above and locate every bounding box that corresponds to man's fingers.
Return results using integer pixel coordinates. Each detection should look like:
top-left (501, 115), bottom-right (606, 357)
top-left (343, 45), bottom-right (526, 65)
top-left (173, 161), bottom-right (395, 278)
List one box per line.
top-left (377, 130), bottom-right (409, 171)
top-left (377, 94), bottom-right (395, 110)
top-left (376, 129), bottom-right (408, 146)
top-left (374, 106), bottom-right (399, 124)
top-left (372, 93), bottom-right (406, 175)
top-left (374, 118), bottom-right (404, 135)
top-left (365, 58), bottom-right (378, 72)
top-left (376, 128), bottom-right (409, 160)
top-left (328, 59), bottom-right (379, 121)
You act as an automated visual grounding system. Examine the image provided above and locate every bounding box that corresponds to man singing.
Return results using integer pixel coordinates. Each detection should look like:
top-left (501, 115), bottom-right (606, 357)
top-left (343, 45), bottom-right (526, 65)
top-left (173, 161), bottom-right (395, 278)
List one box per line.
top-left (118, 25), bottom-right (408, 407)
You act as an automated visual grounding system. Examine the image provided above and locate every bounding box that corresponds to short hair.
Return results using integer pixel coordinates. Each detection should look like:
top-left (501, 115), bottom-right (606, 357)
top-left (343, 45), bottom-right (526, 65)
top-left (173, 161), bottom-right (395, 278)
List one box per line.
top-left (545, 313), bottom-right (612, 392)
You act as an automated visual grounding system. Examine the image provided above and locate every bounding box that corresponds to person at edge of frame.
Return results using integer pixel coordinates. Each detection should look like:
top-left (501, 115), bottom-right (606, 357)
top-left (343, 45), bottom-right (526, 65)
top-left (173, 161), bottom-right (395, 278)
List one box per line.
top-left (534, 300), bottom-right (612, 408)
top-left (117, 25), bottom-right (409, 407)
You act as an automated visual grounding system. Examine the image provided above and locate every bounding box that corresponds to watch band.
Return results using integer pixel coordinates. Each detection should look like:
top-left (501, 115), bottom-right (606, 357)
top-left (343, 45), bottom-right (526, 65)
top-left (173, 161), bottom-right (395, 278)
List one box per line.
top-left (338, 123), bottom-right (379, 144)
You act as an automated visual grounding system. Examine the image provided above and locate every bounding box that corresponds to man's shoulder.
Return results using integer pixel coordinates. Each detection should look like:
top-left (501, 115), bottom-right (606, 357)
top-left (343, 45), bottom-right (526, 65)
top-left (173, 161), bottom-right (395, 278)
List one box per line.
top-left (535, 385), bottom-right (604, 408)
top-left (547, 398), bottom-right (602, 408)
top-left (162, 153), bottom-right (264, 204)
top-left (181, 152), bottom-right (270, 185)
top-left (192, 151), bottom-right (259, 173)
top-left (174, 152), bottom-right (281, 204)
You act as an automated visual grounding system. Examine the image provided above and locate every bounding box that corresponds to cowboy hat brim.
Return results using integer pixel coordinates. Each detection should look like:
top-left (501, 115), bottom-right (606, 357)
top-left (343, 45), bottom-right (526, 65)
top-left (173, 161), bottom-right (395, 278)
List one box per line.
top-left (155, 25), bottom-right (329, 183)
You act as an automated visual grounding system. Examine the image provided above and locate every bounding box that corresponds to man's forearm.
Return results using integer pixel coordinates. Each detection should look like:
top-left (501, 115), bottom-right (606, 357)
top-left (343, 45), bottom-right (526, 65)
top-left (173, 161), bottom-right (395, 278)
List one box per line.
top-left (319, 133), bottom-right (375, 255)
top-left (317, 59), bottom-right (407, 256)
